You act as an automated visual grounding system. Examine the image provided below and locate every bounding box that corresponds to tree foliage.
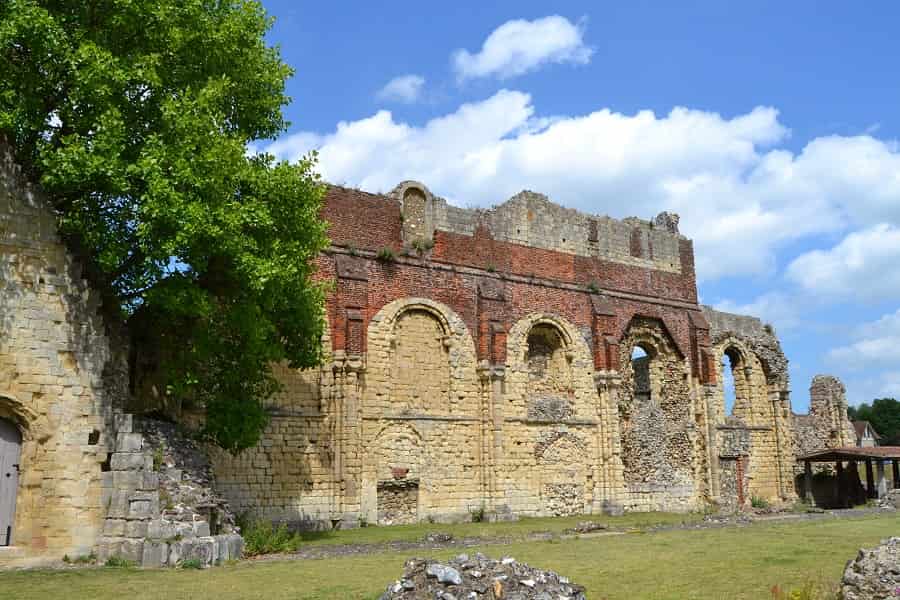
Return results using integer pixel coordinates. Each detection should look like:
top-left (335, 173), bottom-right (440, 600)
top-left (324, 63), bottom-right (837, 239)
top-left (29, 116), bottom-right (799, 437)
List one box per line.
top-left (848, 398), bottom-right (900, 445)
top-left (0, 1), bottom-right (328, 452)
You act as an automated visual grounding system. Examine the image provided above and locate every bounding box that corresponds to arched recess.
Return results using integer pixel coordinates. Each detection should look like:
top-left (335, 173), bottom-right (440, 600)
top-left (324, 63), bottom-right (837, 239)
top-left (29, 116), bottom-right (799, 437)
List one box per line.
top-left (503, 313), bottom-right (597, 516)
top-left (506, 313), bottom-right (595, 420)
top-left (618, 316), bottom-right (698, 510)
top-left (536, 431), bottom-right (588, 516)
top-left (366, 297), bottom-right (479, 417)
top-left (712, 337), bottom-right (782, 503)
top-left (362, 298), bottom-right (480, 523)
top-left (371, 422), bottom-right (425, 525)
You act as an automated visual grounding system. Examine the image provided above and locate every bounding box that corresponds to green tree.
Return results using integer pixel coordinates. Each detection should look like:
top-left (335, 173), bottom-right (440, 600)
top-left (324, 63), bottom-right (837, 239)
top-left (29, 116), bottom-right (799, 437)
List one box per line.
top-left (848, 398), bottom-right (900, 445)
top-left (0, 1), bottom-right (328, 452)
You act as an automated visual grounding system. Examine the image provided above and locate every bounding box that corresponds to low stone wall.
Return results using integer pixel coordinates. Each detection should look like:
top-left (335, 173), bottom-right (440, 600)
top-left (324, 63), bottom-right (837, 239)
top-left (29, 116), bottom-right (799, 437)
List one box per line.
top-left (96, 416), bottom-right (242, 567)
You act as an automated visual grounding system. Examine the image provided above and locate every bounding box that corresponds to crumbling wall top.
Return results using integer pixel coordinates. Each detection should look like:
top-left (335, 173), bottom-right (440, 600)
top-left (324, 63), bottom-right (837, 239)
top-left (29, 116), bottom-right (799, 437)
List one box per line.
top-left (384, 181), bottom-right (688, 274)
top-left (702, 305), bottom-right (788, 385)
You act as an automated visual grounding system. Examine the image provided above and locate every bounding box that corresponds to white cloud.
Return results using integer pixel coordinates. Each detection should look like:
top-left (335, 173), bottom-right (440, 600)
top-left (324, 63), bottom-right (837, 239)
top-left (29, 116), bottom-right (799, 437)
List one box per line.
top-left (453, 16), bottom-right (592, 81)
top-left (787, 224), bottom-right (900, 302)
top-left (264, 90), bottom-right (900, 283)
top-left (828, 309), bottom-right (900, 370)
top-left (376, 74), bottom-right (426, 104)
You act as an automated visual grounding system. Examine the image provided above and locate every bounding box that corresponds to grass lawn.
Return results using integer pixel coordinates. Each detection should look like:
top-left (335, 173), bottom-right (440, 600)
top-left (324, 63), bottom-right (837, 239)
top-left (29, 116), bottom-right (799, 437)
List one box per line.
top-left (3, 514), bottom-right (898, 600)
top-left (289, 510), bottom-right (706, 547)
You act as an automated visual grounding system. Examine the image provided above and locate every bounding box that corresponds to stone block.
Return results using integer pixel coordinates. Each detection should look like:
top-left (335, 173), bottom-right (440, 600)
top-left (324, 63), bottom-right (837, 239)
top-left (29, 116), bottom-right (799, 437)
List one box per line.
top-left (147, 519), bottom-right (176, 540)
top-left (139, 471), bottom-right (160, 491)
top-left (193, 520), bottom-right (210, 537)
top-left (116, 432), bottom-right (144, 452)
top-left (95, 537), bottom-right (124, 563)
top-left (112, 471), bottom-right (140, 490)
top-left (103, 519), bottom-right (126, 537)
top-left (214, 534), bottom-right (243, 563)
top-left (119, 539), bottom-right (144, 563)
top-left (175, 522), bottom-right (196, 539)
top-left (187, 536), bottom-right (217, 566)
top-left (110, 452), bottom-right (146, 471)
top-left (106, 490), bottom-right (131, 519)
top-left (128, 494), bottom-right (158, 520)
top-left (141, 540), bottom-right (168, 567)
top-left (124, 519), bottom-right (148, 538)
top-left (114, 413), bottom-right (133, 434)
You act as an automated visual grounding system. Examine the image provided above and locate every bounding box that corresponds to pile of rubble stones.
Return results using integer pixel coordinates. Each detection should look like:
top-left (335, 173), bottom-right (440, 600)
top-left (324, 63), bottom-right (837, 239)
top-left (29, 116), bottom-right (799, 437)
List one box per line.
top-left (841, 536), bottom-right (900, 600)
top-left (379, 553), bottom-right (587, 600)
top-left (137, 417), bottom-right (238, 535)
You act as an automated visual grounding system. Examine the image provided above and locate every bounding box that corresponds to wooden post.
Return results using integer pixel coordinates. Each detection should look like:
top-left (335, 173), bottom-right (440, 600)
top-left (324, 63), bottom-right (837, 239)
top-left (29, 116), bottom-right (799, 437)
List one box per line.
top-left (865, 459), bottom-right (876, 499)
top-left (804, 460), bottom-right (814, 506)
top-left (835, 460), bottom-right (844, 508)
top-left (892, 460), bottom-right (899, 489)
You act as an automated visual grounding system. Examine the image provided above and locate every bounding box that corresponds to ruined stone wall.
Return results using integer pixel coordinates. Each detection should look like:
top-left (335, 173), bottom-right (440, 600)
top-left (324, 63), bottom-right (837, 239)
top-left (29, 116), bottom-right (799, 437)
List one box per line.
top-left (202, 183), bottom-right (803, 527)
top-left (0, 141), bottom-right (130, 566)
top-left (702, 307), bottom-right (795, 508)
top-left (499, 313), bottom-right (602, 517)
top-left (794, 375), bottom-right (856, 457)
top-left (618, 318), bottom-right (704, 511)
top-left (207, 323), bottom-right (338, 525)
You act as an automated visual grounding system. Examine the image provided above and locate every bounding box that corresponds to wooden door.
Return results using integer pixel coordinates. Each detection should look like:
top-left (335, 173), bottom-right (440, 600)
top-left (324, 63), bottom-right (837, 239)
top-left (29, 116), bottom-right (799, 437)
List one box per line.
top-left (0, 418), bottom-right (21, 546)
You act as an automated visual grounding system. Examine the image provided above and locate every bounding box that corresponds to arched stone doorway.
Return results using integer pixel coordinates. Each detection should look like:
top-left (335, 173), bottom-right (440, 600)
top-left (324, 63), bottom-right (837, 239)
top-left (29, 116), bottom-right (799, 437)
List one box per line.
top-left (0, 417), bottom-right (22, 546)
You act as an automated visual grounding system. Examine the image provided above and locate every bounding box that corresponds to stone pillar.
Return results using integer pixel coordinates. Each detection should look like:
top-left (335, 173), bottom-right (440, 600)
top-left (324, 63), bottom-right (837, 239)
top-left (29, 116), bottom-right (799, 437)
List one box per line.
top-left (835, 460), bottom-right (844, 508)
top-left (477, 362), bottom-right (507, 518)
top-left (876, 461), bottom-right (887, 498)
top-left (703, 384), bottom-right (720, 502)
top-left (332, 351), bottom-right (364, 524)
top-left (594, 371), bottom-right (624, 515)
top-left (804, 460), bottom-right (814, 506)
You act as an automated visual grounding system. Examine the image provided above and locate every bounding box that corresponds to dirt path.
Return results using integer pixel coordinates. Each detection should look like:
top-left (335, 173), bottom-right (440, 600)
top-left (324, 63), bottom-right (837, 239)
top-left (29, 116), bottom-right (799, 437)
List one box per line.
top-left (248, 507), bottom-right (896, 562)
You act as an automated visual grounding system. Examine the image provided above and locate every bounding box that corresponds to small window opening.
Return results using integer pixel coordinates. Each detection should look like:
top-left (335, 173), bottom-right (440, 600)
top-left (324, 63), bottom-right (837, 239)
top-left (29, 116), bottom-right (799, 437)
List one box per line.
top-left (723, 348), bottom-right (740, 416)
top-left (88, 429), bottom-right (100, 445)
top-left (100, 453), bottom-right (112, 472)
top-left (631, 346), bottom-right (651, 403)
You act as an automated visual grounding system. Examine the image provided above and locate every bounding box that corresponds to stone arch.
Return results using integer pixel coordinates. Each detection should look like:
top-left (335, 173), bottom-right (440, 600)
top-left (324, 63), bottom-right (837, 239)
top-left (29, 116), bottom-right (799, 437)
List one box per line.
top-left (362, 298), bottom-right (480, 523)
top-left (711, 336), bottom-right (784, 504)
top-left (369, 422), bottom-right (425, 525)
top-left (712, 337), bottom-right (769, 427)
top-left (366, 297), bottom-right (479, 416)
top-left (501, 314), bottom-right (598, 516)
top-left (618, 316), bottom-right (699, 511)
top-left (0, 394), bottom-right (39, 441)
top-left (535, 431), bottom-right (588, 516)
top-left (506, 313), bottom-right (594, 420)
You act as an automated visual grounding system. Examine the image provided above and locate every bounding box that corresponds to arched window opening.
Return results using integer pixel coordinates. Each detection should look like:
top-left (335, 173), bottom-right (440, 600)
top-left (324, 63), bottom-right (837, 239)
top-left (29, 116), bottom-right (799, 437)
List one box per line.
top-left (526, 324), bottom-right (567, 390)
top-left (631, 345), bottom-right (652, 403)
top-left (526, 324), bottom-right (572, 420)
top-left (723, 347), bottom-right (741, 417)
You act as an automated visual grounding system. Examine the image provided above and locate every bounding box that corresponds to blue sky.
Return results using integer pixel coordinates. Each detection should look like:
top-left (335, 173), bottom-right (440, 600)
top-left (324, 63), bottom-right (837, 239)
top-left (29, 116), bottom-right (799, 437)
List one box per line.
top-left (259, 1), bottom-right (900, 411)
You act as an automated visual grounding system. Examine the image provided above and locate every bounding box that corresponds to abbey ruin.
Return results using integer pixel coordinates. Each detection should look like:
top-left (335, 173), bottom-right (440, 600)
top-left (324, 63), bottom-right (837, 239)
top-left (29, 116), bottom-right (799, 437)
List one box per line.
top-left (0, 140), bottom-right (864, 567)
